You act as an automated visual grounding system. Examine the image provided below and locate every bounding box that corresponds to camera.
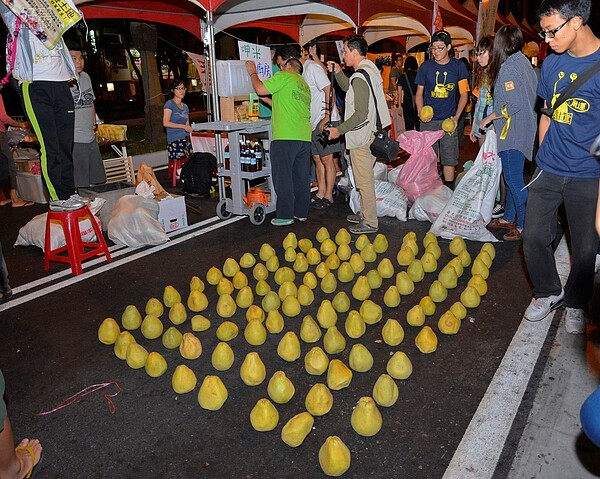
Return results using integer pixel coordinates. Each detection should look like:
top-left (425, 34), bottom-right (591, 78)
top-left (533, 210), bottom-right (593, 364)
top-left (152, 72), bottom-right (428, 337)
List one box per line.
top-left (317, 122), bottom-right (333, 146)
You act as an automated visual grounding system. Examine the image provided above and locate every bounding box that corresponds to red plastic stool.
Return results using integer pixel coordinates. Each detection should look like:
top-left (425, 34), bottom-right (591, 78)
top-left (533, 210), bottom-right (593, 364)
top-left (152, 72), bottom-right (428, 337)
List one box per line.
top-left (44, 206), bottom-right (111, 276)
top-left (168, 157), bottom-right (188, 187)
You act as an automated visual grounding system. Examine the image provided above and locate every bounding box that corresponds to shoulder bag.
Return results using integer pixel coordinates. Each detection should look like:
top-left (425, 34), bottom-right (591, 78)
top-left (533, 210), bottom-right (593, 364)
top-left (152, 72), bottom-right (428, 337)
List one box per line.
top-left (356, 69), bottom-right (399, 162)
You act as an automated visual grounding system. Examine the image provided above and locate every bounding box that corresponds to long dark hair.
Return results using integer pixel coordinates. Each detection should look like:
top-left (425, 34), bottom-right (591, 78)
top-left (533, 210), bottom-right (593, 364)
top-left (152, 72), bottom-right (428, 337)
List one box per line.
top-left (489, 25), bottom-right (523, 94)
top-left (475, 36), bottom-right (494, 90)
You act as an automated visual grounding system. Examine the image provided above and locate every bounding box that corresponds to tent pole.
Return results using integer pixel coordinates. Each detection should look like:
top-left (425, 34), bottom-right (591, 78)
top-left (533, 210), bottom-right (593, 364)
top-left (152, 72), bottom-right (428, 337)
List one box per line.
top-left (206, 10), bottom-right (220, 122)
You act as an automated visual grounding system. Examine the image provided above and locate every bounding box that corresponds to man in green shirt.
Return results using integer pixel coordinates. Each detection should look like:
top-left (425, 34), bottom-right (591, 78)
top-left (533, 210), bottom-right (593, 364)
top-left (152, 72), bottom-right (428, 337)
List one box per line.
top-left (246, 50), bottom-right (312, 226)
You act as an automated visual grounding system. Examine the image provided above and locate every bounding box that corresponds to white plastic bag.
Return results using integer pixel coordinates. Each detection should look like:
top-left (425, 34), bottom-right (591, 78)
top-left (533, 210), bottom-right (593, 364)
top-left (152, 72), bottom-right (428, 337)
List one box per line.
top-left (409, 185), bottom-right (453, 222)
top-left (14, 198), bottom-right (105, 252)
top-left (373, 162), bottom-right (388, 181)
top-left (349, 180), bottom-right (408, 221)
top-left (430, 131), bottom-right (501, 242)
top-left (387, 164), bottom-right (404, 185)
top-left (107, 195), bottom-right (169, 247)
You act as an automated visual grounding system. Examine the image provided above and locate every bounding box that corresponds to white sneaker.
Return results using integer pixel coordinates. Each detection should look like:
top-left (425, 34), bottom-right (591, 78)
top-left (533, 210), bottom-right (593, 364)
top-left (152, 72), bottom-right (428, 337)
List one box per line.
top-left (71, 193), bottom-right (91, 206)
top-left (564, 308), bottom-right (586, 334)
top-left (524, 291), bottom-right (564, 321)
top-left (49, 197), bottom-right (86, 211)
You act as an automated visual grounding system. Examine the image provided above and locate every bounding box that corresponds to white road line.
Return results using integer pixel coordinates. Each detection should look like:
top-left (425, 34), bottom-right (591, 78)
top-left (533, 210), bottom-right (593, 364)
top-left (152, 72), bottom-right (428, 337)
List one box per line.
top-left (1, 215), bottom-right (243, 314)
top-left (443, 237), bottom-right (570, 478)
top-left (11, 216), bottom-right (220, 295)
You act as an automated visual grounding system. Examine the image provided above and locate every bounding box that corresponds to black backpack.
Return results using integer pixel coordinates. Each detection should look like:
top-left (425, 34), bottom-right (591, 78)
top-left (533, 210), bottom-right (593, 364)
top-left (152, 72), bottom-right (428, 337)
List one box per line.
top-left (180, 152), bottom-right (217, 196)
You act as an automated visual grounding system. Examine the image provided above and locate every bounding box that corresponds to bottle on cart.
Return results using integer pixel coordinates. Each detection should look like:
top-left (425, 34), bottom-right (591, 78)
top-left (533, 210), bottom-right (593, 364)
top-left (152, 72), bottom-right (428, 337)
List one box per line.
top-left (224, 142), bottom-right (230, 170)
top-left (245, 137), bottom-right (254, 172)
top-left (253, 141), bottom-right (263, 171)
top-left (239, 136), bottom-right (247, 172)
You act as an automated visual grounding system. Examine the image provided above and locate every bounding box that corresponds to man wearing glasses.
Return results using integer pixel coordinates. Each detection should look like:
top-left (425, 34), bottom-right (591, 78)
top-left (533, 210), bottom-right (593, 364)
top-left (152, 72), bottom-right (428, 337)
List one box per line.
top-left (415, 30), bottom-right (470, 188)
top-left (522, 0), bottom-right (600, 334)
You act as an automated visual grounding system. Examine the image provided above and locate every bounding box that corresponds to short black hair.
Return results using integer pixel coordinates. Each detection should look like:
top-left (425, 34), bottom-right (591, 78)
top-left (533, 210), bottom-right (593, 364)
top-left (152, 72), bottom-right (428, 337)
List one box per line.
top-left (171, 78), bottom-right (185, 91)
top-left (274, 45), bottom-right (300, 61)
top-left (66, 39), bottom-right (82, 52)
top-left (404, 56), bottom-right (418, 71)
top-left (345, 35), bottom-right (368, 56)
top-left (537, 0), bottom-right (591, 24)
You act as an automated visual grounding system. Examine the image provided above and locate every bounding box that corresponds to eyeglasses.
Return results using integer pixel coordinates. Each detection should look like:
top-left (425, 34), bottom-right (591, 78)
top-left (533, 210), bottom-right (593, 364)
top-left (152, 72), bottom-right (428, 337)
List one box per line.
top-left (174, 86), bottom-right (187, 91)
top-left (538, 17), bottom-right (571, 39)
top-left (476, 51), bottom-right (488, 56)
top-left (429, 45), bottom-right (447, 52)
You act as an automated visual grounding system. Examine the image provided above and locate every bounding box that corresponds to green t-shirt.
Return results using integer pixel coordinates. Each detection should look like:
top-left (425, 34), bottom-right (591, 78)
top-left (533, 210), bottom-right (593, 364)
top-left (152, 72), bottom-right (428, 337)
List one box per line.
top-left (263, 71), bottom-right (311, 141)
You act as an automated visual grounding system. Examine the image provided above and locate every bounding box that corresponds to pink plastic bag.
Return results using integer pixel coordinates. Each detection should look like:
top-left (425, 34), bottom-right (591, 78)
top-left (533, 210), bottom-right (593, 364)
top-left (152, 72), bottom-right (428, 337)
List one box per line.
top-left (397, 129), bottom-right (445, 203)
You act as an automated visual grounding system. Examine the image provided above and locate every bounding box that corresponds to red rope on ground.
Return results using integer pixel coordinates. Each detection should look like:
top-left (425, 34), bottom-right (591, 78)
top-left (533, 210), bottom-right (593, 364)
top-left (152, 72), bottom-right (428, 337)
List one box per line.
top-left (37, 381), bottom-right (122, 416)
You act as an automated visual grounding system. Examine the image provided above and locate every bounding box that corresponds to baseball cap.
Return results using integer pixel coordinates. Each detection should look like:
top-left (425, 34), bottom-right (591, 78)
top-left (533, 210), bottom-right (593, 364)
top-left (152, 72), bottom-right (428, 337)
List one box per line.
top-left (431, 30), bottom-right (452, 46)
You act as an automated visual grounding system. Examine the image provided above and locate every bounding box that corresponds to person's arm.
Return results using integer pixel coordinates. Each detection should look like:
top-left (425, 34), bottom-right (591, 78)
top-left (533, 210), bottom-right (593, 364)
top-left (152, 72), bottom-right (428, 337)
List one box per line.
top-left (245, 61), bottom-right (270, 97)
top-left (328, 62), bottom-right (350, 92)
top-left (415, 85), bottom-right (426, 121)
top-left (0, 97), bottom-right (27, 129)
top-left (325, 77), bottom-right (369, 139)
top-left (453, 91), bottom-right (468, 130)
top-left (538, 101), bottom-right (551, 146)
top-left (309, 45), bottom-right (328, 73)
top-left (163, 106), bottom-right (193, 133)
top-left (318, 83), bottom-right (333, 131)
top-left (451, 75), bottom-right (470, 130)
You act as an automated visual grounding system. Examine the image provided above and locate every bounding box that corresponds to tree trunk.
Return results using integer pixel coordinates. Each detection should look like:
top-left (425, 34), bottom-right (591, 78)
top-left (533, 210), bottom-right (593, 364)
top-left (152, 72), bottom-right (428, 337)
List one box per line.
top-left (130, 22), bottom-right (165, 146)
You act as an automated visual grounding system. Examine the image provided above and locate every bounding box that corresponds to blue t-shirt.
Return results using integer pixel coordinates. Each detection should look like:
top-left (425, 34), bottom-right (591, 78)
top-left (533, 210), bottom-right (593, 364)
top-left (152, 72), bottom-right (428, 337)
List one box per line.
top-left (164, 99), bottom-right (189, 143)
top-left (536, 49), bottom-right (600, 178)
top-left (415, 58), bottom-right (469, 120)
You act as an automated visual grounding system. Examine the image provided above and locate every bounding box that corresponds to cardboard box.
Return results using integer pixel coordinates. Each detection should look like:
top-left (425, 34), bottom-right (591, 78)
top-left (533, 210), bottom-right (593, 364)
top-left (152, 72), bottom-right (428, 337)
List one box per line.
top-left (16, 171), bottom-right (48, 203)
top-left (157, 195), bottom-right (188, 232)
top-left (80, 181), bottom-right (136, 230)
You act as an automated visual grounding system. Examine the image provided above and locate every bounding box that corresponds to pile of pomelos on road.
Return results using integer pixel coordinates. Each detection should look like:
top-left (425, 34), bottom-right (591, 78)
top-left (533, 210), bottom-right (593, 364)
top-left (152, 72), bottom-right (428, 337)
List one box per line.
top-left (98, 226), bottom-right (495, 477)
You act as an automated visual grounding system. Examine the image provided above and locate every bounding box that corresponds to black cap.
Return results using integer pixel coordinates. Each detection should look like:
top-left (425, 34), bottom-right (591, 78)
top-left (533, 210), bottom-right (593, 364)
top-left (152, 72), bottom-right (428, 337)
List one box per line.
top-left (431, 30), bottom-right (452, 46)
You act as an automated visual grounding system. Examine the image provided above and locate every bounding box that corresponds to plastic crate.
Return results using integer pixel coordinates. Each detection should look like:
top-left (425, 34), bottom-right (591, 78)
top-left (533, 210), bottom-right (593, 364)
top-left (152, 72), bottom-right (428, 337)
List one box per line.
top-left (96, 124), bottom-right (127, 143)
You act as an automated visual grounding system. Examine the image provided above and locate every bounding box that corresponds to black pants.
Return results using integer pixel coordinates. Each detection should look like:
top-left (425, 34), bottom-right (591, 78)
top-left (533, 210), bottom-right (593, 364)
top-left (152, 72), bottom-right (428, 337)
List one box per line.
top-left (270, 140), bottom-right (311, 220)
top-left (23, 81), bottom-right (75, 200)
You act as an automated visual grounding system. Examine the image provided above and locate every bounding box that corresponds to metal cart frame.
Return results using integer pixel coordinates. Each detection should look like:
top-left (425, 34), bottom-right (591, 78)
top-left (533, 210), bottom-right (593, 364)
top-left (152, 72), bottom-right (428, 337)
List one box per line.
top-left (191, 120), bottom-right (275, 224)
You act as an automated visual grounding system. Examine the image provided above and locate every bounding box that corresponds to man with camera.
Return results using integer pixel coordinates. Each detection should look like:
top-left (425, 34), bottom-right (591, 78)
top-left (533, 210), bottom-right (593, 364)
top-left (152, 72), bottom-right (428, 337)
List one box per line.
top-left (325, 35), bottom-right (390, 234)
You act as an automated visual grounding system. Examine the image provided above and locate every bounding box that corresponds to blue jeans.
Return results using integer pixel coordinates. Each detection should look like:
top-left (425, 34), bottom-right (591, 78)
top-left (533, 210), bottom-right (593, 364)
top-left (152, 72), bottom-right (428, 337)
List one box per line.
top-left (270, 140), bottom-right (311, 220)
top-left (523, 168), bottom-right (599, 309)
top-left (500, 149), bottom-right (527, 229)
